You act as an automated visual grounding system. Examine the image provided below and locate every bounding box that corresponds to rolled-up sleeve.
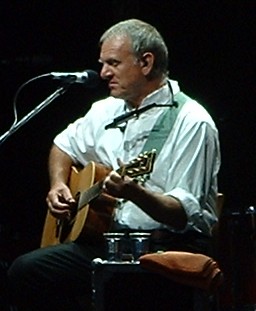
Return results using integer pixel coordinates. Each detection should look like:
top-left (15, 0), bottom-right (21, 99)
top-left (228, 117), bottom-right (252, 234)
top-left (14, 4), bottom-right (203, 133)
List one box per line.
top-left (163, 113), bottom-right (221, 235)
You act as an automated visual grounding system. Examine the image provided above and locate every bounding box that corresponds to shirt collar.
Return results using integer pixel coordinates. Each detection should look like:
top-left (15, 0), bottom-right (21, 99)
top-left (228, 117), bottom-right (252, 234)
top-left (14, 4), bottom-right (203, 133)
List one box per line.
top-left (125, 79), bottom-right (180, 111)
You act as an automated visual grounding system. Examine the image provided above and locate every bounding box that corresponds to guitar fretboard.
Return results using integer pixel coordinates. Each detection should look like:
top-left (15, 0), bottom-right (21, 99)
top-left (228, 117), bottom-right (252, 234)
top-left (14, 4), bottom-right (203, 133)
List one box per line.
top-left (78, 181), bottom-right (103, 210)
top-left (76, 150), bottom-right (156, 211)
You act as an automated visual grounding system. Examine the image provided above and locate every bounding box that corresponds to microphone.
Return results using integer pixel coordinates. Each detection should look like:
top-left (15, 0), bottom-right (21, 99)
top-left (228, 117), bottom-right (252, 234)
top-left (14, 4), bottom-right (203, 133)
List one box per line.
top-left (50, 69), bottom-right (99, 87)
top-left (105, 102), bottom-right (178, 130)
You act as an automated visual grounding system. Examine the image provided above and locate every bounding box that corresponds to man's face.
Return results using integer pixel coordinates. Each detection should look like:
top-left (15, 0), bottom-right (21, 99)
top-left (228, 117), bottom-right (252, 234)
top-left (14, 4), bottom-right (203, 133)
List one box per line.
top-left (99, 36), bottom-right (146, 106)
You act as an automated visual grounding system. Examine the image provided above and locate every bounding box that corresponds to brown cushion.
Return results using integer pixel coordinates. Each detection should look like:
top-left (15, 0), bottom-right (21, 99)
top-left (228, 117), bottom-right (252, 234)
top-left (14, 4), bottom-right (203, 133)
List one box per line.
top-left (139, 251), bottom-right (223, 292)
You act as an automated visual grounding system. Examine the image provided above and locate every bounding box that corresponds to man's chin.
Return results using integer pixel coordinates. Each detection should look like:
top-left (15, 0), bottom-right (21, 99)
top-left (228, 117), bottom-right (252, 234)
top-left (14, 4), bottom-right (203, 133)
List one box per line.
top-left (110, 90), bottom-right (123, 99)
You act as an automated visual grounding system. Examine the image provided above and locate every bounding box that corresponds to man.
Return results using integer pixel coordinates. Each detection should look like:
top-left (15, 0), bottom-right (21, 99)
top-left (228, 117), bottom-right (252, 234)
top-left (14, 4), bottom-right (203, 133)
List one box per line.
top-left (8, 19), bottom-right (220, 311)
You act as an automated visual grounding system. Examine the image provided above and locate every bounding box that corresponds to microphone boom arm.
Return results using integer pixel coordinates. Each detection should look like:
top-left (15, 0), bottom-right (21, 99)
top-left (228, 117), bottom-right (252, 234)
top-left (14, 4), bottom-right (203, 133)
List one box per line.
top-left (0, 85), bottom-right (68, 146)
top-left (105, 102), bottom-right (177, 130)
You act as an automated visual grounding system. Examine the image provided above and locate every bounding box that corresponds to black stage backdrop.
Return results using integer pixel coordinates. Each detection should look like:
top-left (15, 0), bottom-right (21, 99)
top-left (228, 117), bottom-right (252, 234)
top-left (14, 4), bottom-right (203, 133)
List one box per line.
top-left (0, 1), bottom-right (255, 257)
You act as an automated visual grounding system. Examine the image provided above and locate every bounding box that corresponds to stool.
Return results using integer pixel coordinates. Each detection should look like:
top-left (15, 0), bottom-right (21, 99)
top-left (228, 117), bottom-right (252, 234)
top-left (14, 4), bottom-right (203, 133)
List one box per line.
top-left (140, 251), bottom-right (223, 311)
top-left (92, 258), bottom-right (218, 311)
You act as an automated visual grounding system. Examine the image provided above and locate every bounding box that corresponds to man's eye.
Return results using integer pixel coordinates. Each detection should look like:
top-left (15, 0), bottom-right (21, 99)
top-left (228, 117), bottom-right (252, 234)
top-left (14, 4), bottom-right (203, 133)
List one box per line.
top-left (109, 60), bottom-right (120, 67)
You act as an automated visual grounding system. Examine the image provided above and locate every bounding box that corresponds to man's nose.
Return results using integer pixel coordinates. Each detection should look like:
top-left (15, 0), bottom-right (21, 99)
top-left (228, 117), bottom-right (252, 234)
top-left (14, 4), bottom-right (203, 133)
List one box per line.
top-left (100, 63), bottom-right (112, 79)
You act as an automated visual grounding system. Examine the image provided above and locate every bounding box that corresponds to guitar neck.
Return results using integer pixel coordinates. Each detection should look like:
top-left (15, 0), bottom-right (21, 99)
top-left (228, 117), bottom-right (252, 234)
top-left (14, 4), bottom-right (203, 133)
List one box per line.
top-left (77, 150), bottom-right (156, 210)
top-left (77, 165), bottom-right (126, 210)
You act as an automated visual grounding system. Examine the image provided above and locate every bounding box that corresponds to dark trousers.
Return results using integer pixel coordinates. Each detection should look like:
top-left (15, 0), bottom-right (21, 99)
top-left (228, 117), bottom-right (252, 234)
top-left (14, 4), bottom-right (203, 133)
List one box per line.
top-left (7, 231), bottom-right (212, 311)
top-left (7, 238), bottom-right (106, 311)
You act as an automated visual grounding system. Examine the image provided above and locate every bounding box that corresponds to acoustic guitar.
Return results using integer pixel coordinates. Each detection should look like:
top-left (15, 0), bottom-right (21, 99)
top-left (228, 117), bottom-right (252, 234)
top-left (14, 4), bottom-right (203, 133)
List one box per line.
top-left (41, 150), bottom-right (156, 247)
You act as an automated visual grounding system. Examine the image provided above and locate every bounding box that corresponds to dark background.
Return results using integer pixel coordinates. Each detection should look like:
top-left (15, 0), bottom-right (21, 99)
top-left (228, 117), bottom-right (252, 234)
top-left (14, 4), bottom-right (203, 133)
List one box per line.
top-left (0, 1), bottom-right (255, 258)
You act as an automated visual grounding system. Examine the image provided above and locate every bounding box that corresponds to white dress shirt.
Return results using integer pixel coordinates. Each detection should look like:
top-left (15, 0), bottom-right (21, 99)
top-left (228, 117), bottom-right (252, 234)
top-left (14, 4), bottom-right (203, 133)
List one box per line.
top-left (54, 80), bottom-right (221, 236)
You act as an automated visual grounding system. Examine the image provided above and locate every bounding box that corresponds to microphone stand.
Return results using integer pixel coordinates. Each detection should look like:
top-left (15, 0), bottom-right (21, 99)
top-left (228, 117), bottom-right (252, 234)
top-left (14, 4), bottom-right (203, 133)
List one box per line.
top-left (0, 85), bottom-right (69, 146)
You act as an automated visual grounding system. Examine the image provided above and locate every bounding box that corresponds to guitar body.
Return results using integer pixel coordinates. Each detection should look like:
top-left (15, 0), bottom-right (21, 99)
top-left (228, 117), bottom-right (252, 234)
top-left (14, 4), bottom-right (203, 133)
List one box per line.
top-left (41, 162), bottom-right (115, 247)
top-left (41, 150), bottom-right (156, 248)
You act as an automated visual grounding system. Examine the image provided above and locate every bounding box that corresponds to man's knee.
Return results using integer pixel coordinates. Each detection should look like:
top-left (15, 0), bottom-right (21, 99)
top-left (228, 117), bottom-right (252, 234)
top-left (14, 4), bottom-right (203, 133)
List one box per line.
top-left (8, 252), bottom-right (36, 290)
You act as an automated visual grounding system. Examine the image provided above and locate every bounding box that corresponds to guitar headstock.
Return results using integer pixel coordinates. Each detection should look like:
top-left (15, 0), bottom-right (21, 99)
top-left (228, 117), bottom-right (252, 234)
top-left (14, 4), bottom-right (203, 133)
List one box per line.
top-left (118, 149), bottom-right (156, 178)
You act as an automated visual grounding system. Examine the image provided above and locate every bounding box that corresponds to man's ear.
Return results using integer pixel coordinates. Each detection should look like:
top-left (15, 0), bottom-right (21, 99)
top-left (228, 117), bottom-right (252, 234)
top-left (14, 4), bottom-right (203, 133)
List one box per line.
top-left (140, 52), bottom-right (154, 76)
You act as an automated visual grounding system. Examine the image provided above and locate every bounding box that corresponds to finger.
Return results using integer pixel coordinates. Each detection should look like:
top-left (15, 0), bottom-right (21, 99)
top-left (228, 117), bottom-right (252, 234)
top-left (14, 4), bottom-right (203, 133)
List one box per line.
top-left (46, 200), bottom-right (71, 219)
top-left (59, 189), bottom-right (76, 204)
top-left (109, 171), bottom-right (122, 182)
top-left (102, 175), bottom-right (110, 192)
top-left (117, 158), bottom-right (125, 167)
top-left (46, 195), bottom-right (72, 213)
top-left (116, 159), bottom-right (126, 178)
